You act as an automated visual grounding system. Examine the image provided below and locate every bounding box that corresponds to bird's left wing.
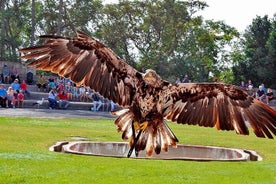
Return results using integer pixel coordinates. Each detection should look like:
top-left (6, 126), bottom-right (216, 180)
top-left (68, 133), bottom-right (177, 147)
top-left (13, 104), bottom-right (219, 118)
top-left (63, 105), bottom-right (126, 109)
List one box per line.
top-left (19, 30), bottom-right (143, 106)
top-left (162, 83), bottom-right (276, 139)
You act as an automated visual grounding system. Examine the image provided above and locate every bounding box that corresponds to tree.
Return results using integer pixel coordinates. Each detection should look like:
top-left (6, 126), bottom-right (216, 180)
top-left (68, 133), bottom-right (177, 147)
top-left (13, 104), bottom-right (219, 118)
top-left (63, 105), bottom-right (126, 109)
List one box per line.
top-left (233, 15), bottom-right (275, 87)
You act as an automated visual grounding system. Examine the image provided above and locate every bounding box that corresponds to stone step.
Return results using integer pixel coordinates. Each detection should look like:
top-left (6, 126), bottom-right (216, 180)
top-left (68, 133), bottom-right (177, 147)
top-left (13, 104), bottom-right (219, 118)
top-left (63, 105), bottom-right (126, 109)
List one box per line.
top-left (17, 99), bottom-right (118, 111)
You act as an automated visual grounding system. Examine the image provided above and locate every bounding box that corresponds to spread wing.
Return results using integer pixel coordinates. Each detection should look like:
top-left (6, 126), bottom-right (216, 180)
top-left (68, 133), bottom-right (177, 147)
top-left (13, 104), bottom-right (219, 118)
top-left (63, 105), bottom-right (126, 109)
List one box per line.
top-left (19, 30), bottom-right (143, 106)
top-left (163, 83), bottom-right (276, 139)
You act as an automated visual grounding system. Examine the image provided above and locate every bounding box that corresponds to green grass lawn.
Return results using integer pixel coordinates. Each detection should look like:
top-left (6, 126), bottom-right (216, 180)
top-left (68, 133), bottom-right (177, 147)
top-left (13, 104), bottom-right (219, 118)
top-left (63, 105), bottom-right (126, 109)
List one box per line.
top-left (0, 116), bottom-right (275, 184)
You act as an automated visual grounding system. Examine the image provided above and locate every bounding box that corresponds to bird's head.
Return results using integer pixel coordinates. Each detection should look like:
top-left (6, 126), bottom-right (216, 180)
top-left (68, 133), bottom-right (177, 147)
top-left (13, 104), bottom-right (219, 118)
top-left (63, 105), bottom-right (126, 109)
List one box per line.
top-left (143, 69), bottom-right (163, 87)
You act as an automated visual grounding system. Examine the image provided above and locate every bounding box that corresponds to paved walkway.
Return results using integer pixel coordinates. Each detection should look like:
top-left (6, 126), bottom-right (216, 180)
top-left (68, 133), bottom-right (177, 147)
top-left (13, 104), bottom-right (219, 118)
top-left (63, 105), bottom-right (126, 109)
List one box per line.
top-left (0, 108), bottom-right (115, 119)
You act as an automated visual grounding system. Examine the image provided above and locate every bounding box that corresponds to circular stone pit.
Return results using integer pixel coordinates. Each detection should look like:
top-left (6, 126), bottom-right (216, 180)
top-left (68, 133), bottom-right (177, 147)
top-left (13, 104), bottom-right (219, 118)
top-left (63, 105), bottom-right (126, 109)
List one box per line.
top-left (49, 141), bottom-right (262, 161)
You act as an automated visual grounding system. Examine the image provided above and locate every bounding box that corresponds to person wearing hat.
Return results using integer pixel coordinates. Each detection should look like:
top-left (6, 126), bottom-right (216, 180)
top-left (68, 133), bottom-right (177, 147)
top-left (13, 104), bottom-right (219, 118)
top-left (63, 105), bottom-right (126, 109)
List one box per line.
top-left (11, 79), bottom-right (20, 91)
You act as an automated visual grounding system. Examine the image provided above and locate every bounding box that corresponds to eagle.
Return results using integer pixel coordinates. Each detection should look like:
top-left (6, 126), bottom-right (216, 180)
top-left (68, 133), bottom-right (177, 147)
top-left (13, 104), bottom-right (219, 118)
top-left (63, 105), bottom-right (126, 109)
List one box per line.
top-left (19, 30), bottom-right (276, 157)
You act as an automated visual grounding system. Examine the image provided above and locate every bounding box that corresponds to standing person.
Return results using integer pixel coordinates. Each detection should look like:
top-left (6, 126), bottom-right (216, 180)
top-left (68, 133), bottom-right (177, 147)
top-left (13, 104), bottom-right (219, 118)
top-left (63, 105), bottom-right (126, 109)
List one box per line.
top-left (0, 84), bottom-right (7, 107)
top-left (266, 88), bottom-right (274, 105)
top-left (48, 88), bottom-right (58, 109)
top-left (58, 90), bottom-right (70, 109)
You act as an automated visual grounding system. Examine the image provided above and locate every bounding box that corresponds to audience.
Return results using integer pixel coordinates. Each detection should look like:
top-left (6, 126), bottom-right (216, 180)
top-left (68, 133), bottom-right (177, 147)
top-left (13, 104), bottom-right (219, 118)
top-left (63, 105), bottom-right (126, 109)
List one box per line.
top-left (266, 88), bottom-right (274, 105)
top-left (20, 80), bottom-right (31, 97)
top-left (7, 87), bottom-right (16, 108)
top-left (2, 65), bottom-right (10, 84)
top-left (37, 74), bottom-right (48, 91)
top-left (240, 81), bottom-right (247, 90)
top-left (10, 66), bottom-right (19, 83)
top-left (58, 90), bottom-right (70, 109)
top-left (17, 90), bottom-right (24, 108)
top-left (0, 84), bottom-right (7, 107)
top-left (247, 85), bottom-right (255, 98)
top-left (48, 88), bottom-right (58, 109)
top-left (256, 85), bottom-right (265, 101)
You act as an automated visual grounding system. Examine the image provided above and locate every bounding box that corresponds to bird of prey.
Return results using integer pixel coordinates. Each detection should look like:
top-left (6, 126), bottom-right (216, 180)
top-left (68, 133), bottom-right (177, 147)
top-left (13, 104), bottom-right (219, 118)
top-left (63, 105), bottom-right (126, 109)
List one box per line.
top-left (19, 30), bottom-right (276, 157)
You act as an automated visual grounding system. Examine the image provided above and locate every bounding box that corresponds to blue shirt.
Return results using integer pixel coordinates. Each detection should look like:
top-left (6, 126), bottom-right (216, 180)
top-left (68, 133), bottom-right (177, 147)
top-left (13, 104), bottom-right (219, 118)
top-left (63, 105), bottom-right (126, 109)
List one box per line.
top-left (0, 89), bottom-right (7, 97)
top-left (11, 82), bottom-right (20, 91)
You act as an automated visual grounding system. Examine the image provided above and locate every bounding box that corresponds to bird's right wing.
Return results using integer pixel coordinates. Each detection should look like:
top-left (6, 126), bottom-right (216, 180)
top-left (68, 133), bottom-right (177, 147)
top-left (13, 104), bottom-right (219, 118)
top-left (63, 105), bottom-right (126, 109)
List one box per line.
top-left (162, 83), bottom-right (276, 139)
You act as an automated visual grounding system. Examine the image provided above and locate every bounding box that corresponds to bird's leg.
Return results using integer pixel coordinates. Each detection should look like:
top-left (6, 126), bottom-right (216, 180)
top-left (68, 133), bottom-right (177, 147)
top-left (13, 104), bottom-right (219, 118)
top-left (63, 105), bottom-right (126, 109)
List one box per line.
top-left (127, 121), bottom-right (149, 158)
top-left (128, 121), bottom-right (140, 157)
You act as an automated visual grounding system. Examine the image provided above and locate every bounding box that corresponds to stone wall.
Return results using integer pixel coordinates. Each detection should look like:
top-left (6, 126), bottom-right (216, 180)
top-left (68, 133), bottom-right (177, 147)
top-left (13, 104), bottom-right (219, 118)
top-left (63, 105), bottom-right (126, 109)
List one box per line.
top-left (0, 61), bottom-right (36, 80)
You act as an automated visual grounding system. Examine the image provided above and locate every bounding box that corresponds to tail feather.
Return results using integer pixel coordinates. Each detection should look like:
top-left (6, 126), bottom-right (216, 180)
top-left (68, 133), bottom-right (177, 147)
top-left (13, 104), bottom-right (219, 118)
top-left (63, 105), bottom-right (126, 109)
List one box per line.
top-left (113, 109), bottom-right (179, 157)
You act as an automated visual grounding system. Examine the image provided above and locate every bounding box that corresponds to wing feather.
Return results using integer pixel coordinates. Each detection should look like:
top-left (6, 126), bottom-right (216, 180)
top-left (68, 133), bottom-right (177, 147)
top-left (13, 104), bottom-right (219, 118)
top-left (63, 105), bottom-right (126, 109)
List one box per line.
top-left (164, 83), bottom-right (276, 139)
top-left (19, 30), bottom-right (141, 106)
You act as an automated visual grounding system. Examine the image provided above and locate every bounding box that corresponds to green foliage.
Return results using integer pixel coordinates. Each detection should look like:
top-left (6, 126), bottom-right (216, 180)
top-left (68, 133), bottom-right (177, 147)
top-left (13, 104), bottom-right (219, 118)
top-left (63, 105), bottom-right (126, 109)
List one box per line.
top-left (0, 0), bottom-right (274, 86)
top-left (0, 116), bottom-right (275, 184)
top-left (233, 15), bottom-right (276, 88)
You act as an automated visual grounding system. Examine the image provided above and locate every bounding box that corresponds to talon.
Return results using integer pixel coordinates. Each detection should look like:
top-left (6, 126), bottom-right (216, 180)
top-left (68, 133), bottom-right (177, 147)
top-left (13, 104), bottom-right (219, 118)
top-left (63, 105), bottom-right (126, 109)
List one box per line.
top-left (133, 121), bottom-right (140, 133)
top-left (133, 121), bottom-right (149, 132)
top-left (140, 121), bottom-right (148, 131)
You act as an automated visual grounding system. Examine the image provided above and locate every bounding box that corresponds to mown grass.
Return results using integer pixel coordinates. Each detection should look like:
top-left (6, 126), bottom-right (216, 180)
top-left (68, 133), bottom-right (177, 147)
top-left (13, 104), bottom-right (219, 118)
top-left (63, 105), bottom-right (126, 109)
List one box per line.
top-left (0, 116), bottom-right (275, 184)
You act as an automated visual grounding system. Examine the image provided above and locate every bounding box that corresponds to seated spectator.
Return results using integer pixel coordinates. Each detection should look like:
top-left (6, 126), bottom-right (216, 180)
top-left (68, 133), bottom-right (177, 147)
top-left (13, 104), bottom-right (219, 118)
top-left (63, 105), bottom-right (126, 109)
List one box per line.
top-left (79, 85), bottom-right (87, 102)
top-left (20, 80), bottom-right (30, 97)
top-left (0, 84), bottom-right (7, 107)
top-left (240, 81), bottom-right (246, 90)
top-left (56, 80), bottom-right (65, 93)
top-left (247, 85), bottom-right (255, 98)
top-left (65, 82), bottom-right (73, 100)
top-left (266, 88), bottom-right (274, 105)
top-left (11, 79), bottom-right (20, 91)
top-left (37, 74), bottom-right (47, 91)
top-left (72, 86), bottom-right (79, 101)
top-left (58, 90), bottom-right (70, 109)
top-left (48, 88), bottom-right (58, 109)
top-left (86, 88), bottom-right (93, 101)
top-left (2, 64), bottom-right (10, 84)
top-left (10, 66), bottom-right (20, 83)
top-left (48, 79), bottom-right (56, 92)
top-left (16, 90), bottom-right (24, 108)
top-left (246, 79), bottom-right (254, 89)
top-left (7, 87), bottom-right (16, 108)
top-left (91, 93), bottom-right (103, 111)
top-left (11, 78), bottom-right (20, 100)
top-left (261, 83), bottom-right (267, 94)
top-left (256, 85), bottom-right (265, 102)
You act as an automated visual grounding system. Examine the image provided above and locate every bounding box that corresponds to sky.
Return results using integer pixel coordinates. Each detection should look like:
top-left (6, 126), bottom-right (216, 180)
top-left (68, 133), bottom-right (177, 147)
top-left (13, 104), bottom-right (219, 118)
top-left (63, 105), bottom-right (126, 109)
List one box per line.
top-left (199, 0), bottom-right (276, 32)
top-left (104, 0), bottom-right (276, 32)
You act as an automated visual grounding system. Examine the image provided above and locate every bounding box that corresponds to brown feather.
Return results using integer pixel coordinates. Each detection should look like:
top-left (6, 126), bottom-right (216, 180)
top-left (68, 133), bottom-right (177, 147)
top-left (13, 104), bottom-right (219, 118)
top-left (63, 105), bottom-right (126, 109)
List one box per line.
top-left (19, 30), bottom-right (276, 158)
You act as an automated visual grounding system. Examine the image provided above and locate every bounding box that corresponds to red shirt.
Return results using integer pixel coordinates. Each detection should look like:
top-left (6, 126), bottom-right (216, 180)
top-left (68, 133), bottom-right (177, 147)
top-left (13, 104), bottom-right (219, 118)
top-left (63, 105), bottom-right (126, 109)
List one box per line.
top-left (58, 93), bottom-right (68, 100)
top-left (18, 93), bottom-right (24, 100)
top-left (20, 83), bottom-right (28, 91)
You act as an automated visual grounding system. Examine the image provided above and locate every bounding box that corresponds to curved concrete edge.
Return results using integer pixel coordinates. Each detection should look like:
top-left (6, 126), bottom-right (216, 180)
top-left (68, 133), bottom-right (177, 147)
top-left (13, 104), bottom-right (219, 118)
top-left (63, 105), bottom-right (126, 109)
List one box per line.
top-left (49, 141), bottom-right (262, 161)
